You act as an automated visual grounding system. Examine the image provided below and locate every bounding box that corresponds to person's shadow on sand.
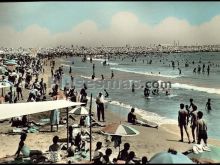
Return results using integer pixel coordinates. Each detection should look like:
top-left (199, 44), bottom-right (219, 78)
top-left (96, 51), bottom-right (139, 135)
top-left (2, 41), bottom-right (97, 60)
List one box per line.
top-left (166, 139), bottom-right (191, 144)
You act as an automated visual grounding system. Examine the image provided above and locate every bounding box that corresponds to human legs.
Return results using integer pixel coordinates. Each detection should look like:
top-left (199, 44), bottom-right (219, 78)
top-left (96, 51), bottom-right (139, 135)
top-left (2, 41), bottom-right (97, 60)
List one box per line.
top-left (191, 125), bottom-right (196, 143)
top-left (100, 108), bottom-right (105, 121)
top-left (97, 107), bottom-right (100, 121)
top-left (179, 125), bottom-right (184, 141)
top-left (19, 90), bottom-right (23, 100)
top-left (184, 125), bottom-right (191, 143)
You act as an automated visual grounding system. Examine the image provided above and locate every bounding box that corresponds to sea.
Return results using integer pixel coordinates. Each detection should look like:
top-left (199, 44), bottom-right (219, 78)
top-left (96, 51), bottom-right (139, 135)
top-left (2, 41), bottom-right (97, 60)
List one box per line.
top-left (60, 52), bottom-right (220, 140)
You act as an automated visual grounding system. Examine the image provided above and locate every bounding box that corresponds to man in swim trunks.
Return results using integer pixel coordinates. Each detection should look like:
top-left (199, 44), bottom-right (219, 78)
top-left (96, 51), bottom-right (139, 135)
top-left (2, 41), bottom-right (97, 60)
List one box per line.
top-left (190, 105), bottom-right (198, 143)
top-left (178, 103), bottom-right (191, 143)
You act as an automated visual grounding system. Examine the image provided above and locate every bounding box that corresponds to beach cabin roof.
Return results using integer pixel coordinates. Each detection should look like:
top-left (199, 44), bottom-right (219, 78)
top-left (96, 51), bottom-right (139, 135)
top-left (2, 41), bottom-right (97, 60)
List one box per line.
top-left (0, 100), bottom-right (83, 120)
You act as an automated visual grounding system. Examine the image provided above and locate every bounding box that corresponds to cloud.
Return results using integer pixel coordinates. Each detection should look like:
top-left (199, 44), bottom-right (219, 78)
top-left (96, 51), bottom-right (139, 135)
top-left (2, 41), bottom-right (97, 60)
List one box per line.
top-left (0, 11), bottom-right (220, 48)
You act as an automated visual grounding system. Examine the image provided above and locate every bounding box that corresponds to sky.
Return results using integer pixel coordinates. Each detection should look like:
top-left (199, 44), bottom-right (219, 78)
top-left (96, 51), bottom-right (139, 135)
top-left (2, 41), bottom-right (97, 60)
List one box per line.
top-left (1, 2), bottom-right (220, 48)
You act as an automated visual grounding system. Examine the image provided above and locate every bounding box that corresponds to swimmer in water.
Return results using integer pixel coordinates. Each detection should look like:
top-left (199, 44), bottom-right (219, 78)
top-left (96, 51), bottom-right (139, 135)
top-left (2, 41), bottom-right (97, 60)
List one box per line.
top-left (104, 89), bottom-right (109, 98)
top-left (206, 98), bottom-right (212, 113)
top-left (144, 86), bottom-right (150, 98)
top-left (132, 83), bottom-right (135, 92)
top-left (101, 74), bottom-right (104, 80)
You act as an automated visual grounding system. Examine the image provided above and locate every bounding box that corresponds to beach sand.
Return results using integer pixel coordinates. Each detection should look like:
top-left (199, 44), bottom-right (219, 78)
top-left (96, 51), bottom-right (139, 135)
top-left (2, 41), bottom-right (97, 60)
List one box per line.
top-left (0, 57), bottom-right (220, 163)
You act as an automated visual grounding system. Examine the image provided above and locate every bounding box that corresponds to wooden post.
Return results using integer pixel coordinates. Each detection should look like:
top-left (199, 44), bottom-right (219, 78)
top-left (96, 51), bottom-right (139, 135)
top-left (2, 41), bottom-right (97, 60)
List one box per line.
top-left (66, 107), bottom-right (69, 149)
top-left (89, 93), bottom-right (92, 161)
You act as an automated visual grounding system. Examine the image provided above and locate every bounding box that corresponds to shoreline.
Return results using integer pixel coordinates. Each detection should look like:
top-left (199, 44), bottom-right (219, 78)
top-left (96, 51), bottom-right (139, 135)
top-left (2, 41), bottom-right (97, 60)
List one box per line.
top-left (0, 56), bottom-right (220, 163)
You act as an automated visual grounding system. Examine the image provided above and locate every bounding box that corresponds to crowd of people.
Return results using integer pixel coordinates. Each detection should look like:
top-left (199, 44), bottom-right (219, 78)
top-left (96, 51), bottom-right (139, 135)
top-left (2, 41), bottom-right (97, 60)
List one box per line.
top-left (0, 47), bottom-right (217, 164)
top-left (92, 141), bottom-right (148, 164)
top-left (178, 98), bottom-right (209, 145)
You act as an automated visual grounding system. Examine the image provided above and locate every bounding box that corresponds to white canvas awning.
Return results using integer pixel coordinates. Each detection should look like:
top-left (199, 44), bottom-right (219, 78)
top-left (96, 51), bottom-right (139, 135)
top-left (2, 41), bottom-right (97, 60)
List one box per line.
top-left (0, 100), bottom-right (83, 120)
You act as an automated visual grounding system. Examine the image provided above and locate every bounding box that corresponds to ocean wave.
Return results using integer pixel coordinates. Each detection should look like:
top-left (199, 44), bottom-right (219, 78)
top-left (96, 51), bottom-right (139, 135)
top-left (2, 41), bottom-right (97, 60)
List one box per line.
top-left (110, 67), bottom-right (180, 78)
top-left (106, 62), bottom-right (118, 66)
top-left (87, 95), bottom-right (176, 125)
top-left (86, 58), bottom-right (118, 65)
top-left (172, 83), bottom-right (220, 95)
top-left (104, 99), bottom-right (177, 125)
top-left (61, 64), bottom-right (87, 68)
top-left (86, 58), bottom-right (107, 62)
top-left (80, 75), bottom-right (101, 81)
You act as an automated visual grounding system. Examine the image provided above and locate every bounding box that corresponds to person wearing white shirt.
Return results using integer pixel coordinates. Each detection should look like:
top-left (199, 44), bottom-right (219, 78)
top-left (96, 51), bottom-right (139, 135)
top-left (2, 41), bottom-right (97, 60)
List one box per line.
top-left (96, 93), bottom-right (105, 122)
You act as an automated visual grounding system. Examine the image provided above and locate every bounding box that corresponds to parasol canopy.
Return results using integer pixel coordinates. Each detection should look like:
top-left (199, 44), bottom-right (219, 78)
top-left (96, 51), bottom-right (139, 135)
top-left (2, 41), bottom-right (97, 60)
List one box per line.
top-left (0, 100), bottom-right (84, 120)
top-left (69, 106), bottom-right (89, 115)
top-left (101, 123), bottom-right (139, 136)
top-left (149, 151), bottom-right (194, 164)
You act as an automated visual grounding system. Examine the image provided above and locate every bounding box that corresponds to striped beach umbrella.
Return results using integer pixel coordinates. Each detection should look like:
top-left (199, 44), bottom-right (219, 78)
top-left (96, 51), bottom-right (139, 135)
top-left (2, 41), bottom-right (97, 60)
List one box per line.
top-left (187, 145), bottom-right (220, 163)
top-left (149, 152), bottom-right (194, 164)
top-left (101, 123), bottom-right (140, 136)
top-left (69, 106), bottom-right (89, 115)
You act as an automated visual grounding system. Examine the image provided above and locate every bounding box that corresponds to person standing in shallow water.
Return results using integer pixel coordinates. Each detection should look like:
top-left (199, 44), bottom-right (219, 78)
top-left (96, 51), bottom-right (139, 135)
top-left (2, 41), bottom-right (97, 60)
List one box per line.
top-left (189, 98), bottom-right (195, 110)
top-left (111, 70), bottom-right (114, 79)
top-left (93, 64), bottom-right (95, 76)
top-left (206, 98), bottom-right (212, 113)
top-left (69, 66), bottom-right (72, 74)
top-left (178, 68), bottom-right (181, 75)
top-left (207, 65), bottom-right (210, 75)
top-left (132, 83), bottom-right (135, 92)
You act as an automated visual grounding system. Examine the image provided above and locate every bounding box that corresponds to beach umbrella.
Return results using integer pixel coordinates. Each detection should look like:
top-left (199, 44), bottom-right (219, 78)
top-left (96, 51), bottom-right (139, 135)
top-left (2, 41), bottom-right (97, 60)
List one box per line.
top-left (69, 106), bottom-right (89, 115)
top-left (149, 152), bottom-right (194, 164)
top-left (101, 123), bottom-right (139, 154)
top-left (101, 123), bottom-right (140, 136)
top-left (187, 145), bottom-right (220, 163)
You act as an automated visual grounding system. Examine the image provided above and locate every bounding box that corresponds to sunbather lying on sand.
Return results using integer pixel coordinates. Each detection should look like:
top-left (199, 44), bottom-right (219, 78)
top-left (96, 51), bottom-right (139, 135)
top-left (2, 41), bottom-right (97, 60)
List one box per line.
top-left (11, 115), bottom-right (42, 128)
top-left (127, 108), bottom-right (158, 129)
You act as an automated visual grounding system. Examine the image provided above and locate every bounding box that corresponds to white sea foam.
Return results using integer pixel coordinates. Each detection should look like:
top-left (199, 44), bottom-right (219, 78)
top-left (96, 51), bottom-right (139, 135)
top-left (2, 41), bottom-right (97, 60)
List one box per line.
top-left (86, 58), bottom-right (107, 62)
top-left (104, 99), bottom-right (177, 125)
top-left (61, 64), bottom-right (71, 67)
top-left (172, 83), bottom-right (220, 95)
top-left (80, 75), bottom-right (101, 81)
top-left (106, 62), bottom-right (118, 66)
top-left (167, 94), bottom-right (178, 98)
top-left (86, 58), bottom-right (118, 65)
top-left (87, 95), bottom-right (176, 125)
top-left (61, 64), bottom-right (87, 68)
top-left (110, 67), bottom-right (180, 78)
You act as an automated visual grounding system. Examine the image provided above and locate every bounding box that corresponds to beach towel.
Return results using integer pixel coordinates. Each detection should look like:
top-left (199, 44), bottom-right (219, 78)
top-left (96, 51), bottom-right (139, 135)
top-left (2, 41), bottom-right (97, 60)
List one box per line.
top-left (193, 144), bottom-right (211, 154)
top-left (27, 126), bottom-right (39, 133)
